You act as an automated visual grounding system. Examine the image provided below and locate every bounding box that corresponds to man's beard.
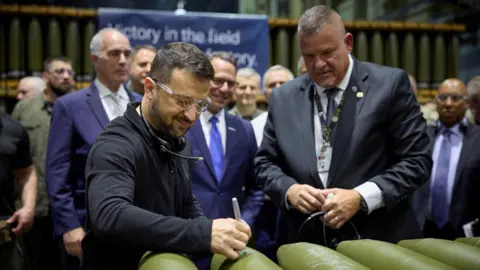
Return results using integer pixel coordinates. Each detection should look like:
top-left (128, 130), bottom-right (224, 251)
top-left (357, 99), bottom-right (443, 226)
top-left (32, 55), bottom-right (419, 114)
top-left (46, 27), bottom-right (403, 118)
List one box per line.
top-left (148, 95), bottom-right (174, 138)
top-left (49, 81), bottom-right (72, 97)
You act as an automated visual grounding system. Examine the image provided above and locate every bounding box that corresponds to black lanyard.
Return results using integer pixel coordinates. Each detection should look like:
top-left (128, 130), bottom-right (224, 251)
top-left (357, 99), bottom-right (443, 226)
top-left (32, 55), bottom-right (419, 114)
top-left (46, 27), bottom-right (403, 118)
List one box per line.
top-left (313, 87), bottom-right (346, 146)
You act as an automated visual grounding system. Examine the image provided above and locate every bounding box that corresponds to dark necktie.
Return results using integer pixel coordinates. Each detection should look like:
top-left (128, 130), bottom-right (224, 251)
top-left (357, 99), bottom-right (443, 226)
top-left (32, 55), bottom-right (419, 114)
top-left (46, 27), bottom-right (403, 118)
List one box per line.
top-left (431, 129), bottom-right (452, 228)
top-left (209, 116), bottom-right (224, 182)
top-left (325, 88), bottom-right (339, 125)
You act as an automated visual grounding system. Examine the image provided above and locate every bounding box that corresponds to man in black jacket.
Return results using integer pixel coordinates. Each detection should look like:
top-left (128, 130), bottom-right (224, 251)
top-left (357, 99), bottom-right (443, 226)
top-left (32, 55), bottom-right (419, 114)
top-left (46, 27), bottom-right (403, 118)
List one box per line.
top-left (83, 42), bottom-right (251, 269)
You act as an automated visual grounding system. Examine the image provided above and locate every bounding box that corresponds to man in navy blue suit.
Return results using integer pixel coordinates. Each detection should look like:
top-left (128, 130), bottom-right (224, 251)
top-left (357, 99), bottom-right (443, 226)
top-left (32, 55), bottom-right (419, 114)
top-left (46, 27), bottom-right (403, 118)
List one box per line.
top-left (45, 28), bottom-right (142, 270)
top-left (185, 52), bottom-right (264, 269)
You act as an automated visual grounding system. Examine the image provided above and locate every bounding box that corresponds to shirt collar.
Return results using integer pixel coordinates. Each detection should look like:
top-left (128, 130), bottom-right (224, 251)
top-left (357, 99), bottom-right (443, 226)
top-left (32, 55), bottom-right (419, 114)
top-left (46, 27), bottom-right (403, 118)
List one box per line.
top-left (95, 79), bottom-right (129, 100)
top-left (315, 54), bottom-right (354, 93)
top-left (201, 108), bottom-right (224, 125)
top-left (438, 117), bottom-right (468, 136)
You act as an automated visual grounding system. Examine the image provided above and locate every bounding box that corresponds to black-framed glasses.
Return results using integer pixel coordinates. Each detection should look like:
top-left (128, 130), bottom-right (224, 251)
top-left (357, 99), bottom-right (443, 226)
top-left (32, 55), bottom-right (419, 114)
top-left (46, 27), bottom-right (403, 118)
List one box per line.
top-left (436, 94), bottom-right (467, 103)
top-left (211, 78), bottom-right (238, 90)
top-left (151, 78), bottom-right (211, 113)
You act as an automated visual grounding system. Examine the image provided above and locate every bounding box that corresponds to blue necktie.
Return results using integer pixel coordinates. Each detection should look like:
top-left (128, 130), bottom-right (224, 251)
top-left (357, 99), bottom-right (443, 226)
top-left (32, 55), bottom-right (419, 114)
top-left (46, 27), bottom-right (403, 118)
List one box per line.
top-left (209, 116), bottom-right (224, 182)
top-left (431, 129), bottom-right (452, 228)
top-left (325, 88), bottom-right (338, 125)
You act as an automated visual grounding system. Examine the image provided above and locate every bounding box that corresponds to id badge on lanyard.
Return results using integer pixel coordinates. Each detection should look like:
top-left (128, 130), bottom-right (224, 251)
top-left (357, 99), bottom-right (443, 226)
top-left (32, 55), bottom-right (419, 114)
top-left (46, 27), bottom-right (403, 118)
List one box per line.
top-left (317, 144), bottom-right (332, 173)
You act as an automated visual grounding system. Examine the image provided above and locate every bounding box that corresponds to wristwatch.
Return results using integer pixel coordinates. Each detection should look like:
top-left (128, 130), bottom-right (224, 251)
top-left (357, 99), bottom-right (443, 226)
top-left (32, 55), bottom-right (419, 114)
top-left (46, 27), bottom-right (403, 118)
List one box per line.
top-left (359, 196), bottom-right (368, 212)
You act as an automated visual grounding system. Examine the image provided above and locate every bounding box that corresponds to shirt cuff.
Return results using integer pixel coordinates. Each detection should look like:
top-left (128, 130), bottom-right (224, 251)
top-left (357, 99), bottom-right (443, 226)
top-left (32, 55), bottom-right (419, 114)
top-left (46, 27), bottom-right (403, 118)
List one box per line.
top-left (284, 187), bottom-right (294, 210)
top-left (354, 182), bottom-right (385, 214)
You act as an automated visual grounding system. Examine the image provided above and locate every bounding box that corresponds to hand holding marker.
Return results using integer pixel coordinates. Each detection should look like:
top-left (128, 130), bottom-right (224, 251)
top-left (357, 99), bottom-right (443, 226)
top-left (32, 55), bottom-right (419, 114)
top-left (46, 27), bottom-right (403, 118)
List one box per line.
top-left (232, 197), bottom-right (247, 256)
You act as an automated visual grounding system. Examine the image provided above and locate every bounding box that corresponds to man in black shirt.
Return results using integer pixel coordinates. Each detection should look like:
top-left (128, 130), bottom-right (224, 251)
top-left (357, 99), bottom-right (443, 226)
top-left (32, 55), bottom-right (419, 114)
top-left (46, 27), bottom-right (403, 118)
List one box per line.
top-left (0, 113), bottom-right (37, 270)
top-left (83, 42), bottom-right (251, 270)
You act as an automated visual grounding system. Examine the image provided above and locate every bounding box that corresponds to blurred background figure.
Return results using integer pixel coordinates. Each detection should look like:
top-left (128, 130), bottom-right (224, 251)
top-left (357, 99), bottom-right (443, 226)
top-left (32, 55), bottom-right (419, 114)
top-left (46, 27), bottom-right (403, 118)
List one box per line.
top-left (16, 77), bottom-right (46, 101)
top-left (252, 65), bottom-right (294, 146)
top-left (127, 45), bottom-right (156, 94)
top-left (414, 78), bottom-right (480, 240)
top-left (297, 56), bottom-right (307, 76)
top-left (229, 67), bottom-right (264, 120)
top-left (12, 56), bottom-right (75, 270)
top-left (252, 64), bottom-right (294, 262)
top-left (467, 76), bottom-right (480, 125)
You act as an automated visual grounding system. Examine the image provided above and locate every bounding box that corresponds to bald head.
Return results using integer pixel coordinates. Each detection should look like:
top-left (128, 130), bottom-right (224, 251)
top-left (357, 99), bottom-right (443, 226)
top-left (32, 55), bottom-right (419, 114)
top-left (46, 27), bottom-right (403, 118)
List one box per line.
top-left (438, 78), bottom-right (466, 94)
top-left (17, 76), bottom-right (46, 101)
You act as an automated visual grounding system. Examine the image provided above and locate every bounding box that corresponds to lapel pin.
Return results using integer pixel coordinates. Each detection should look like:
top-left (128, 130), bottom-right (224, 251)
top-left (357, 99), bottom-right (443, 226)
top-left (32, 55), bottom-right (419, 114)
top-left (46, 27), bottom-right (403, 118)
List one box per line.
top-left (357, 92), bottom-right (364, 98)
top-left (352, 86), bottom-right (358, 92)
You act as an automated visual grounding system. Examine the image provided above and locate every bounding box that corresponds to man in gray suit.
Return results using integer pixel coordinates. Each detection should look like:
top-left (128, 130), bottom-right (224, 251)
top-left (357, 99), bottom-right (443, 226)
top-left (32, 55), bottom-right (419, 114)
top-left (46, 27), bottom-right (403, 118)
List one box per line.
top-left (255, 5), bottom-right (432, 245)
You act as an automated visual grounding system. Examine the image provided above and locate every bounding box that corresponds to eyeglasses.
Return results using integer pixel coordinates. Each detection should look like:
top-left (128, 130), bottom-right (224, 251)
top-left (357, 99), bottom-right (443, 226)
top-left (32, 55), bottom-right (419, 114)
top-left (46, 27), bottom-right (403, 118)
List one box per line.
top-left (50, 68), bottom-right (75, 77)
top-left (151, 78), bottom-right (211, 113)
top-left (211, 78), bottom-right (238, 90)
top-left (436, 94), bottom-right (467, 103)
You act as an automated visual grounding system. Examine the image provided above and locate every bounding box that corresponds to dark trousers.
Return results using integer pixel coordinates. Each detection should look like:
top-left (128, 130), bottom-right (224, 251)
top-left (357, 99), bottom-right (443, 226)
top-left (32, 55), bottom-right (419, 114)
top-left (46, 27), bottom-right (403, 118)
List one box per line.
top-left (0, 238), bottom-right (27, 270)
top-left (23, 216), bottom-right (62, 270)
top-left (57, 237), bottom-right (81, 270)
top-left (423, 220), bottom-right (457, 240)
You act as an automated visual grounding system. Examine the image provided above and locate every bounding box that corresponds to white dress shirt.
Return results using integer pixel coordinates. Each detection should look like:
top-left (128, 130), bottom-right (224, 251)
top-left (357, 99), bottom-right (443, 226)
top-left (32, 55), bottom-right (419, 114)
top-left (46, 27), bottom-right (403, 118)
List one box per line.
top-left (251, 111), bottom-right (268, 147)
top-left (200, 109), bottom-right (227, 155)
top-left (95, 79), bottom-right (130, 121)
top-left (286, 54), bottom-right (384, 214)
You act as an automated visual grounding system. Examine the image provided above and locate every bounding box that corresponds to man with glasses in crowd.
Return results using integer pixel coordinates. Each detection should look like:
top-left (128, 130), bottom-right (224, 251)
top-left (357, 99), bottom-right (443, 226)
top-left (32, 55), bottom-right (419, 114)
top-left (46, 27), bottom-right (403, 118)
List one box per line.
top-left (414, 78), bottom-right (480, 240)
top-left (83, 42), bottom-right (251, 270)
top-left (185, 51), bottom-right (263, 270)
top-left (45, 28), bottom-right (141, 270)
top-left (12, 56), bottom-right (76, 270)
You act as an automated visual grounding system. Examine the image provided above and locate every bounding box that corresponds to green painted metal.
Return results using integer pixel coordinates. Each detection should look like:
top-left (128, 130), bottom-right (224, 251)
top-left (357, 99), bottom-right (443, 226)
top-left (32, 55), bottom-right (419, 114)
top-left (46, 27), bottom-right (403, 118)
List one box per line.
top-left (370, 31), bottom-right (384, 65)
top-left (418, 32), bottom-right (431, 89)
top-left (66, 20), bottom-right (80, 79)
top-left (47, 19), bottom-right (62, 57)
top-left (354, 31), bottom-right (369, 61)
top-left (274, 29), bottom-right (290, 68)
top-left (27, 17), bottom-right (43, 77)
top-left (401, 32), bottom-right (416, 79)
top-left (447, 34), bottom-right (459, 78)
top-left (433, 32), bottom-right (446, 89)
top-left (385, 32), bottom-right (399, 68)
top-left (83, 20), bottom-right (96, 82)
top-left (138, 252), bottom-right (197, 270)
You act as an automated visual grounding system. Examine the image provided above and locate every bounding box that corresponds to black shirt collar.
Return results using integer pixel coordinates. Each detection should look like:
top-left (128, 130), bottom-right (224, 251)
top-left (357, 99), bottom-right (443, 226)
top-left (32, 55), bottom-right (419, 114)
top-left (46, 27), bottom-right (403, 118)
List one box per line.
top-left (124, 102), bottom-right (177, 148)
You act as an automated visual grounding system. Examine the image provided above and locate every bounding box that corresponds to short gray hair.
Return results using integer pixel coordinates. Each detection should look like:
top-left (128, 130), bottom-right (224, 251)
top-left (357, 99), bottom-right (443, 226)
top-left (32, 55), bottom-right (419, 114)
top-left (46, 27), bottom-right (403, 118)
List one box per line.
top-left (467, 76), bottom-right (480, 96)
top-left (237, 67), bottom-right (261, 82)
top-left (298, 5), bottom-right (343, 35)
top-left (90, 27), bottom-right (124, 55)
top-left (19, 76), bottom-right (46, 93)
top-left (262, 65), bottom-right (294, 89)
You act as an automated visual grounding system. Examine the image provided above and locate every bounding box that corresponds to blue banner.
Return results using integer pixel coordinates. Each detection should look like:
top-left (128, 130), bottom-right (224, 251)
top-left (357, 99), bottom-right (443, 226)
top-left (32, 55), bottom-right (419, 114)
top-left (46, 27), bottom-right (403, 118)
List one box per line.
top-left (98, 8), bottom-right (270, 76)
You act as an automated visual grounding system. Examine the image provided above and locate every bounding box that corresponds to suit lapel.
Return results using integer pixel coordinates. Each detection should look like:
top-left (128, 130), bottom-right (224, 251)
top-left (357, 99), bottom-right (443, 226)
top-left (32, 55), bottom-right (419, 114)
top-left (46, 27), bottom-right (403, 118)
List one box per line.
top-left (86, 84), bottom-right (109, 128)
top-left (223, 114), bottom-right (240, 183)
top-left (452, 124), bottom-right (475, 197)
top-left (328, 60), bottom-right (370, 186)
top-left (191, 121), bottom-right (216, 180)
top-left (298, 77), bottom-right (324, 188)
top-left (125, 87), bottom-right (141, 102)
